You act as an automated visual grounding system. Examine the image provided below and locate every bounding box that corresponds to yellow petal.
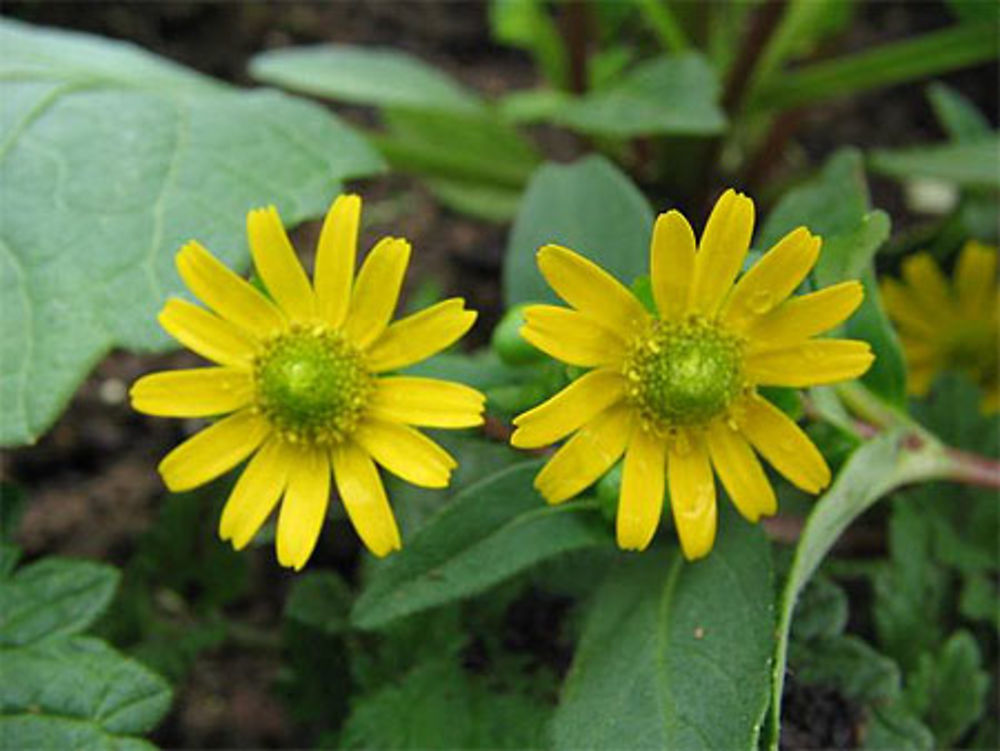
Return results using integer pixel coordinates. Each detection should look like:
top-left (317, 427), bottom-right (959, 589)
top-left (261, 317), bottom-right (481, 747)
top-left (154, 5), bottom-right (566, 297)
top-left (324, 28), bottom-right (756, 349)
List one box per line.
top-left (955, 240), bottom-right (997, 318)
top-left (521, 305), bottom-right (627, 368)
top-left (901, 252), bottom-right (954, 318)
top-left (175, 240), bottom-right (286, 337)
top-left (246, 206), bottom-right (316, 320)
top-left (315, 194), bottom-right (361, 328)
top-left (331, 441), bottom-right (401, 557)
top-left (616, 425), bottom-right (666, 551)
top-left (745, 281), bottom-right (865, 351)
top-left (745, 339), bottom-right (875, 387)
top-left (534, 403), bottom-right (633, 504)
top-left (537, 244), bottom-right (648, 334)
top-left (158, 409), bottom-right (270, 492)
top-left (343, 237), bottom-right (412, 349)
top-left (354, 419), bottom-right (456, 488)
top-left (705, 419), bottom-right (776, 523)
top-left (690, 189), bottom-right (755, 315)
top-left (899, 336), bottom-right (940, 367)
top-left (158, 298), bottom-right (258, 367)
top-left (219, 437), bottom-right (294, 549)
top-left (736, 396), bottom-right (830, 493)
top-left (130, 368), bottom-right (253, 417)
top-left (512, 368), bottom-right (626, 449)
top-left (276, 446), bottom-right (331, 570)
top-left (881, 278), bottom-right (937, 336)
top-left (369, 376), bottom-right (485, 428)
top-left (650, 210), bottom-right (697, 320)
top-left (722, 227), bottom-right (820, 331)
top-left (667, 431), bottom-right (717, 560)
top-left (365, 299), bottom-right (476, 373)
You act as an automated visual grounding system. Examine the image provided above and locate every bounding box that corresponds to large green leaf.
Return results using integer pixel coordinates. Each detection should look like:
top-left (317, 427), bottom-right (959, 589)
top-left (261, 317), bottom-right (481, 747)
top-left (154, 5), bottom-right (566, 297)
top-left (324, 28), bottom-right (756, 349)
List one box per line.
top-left (552, 507), bottom-right (774, 751)
top-left (352, 461), bottom-right (611, 630)
top-left (760, 149), bottom-right (903, 406)
top-left (0, 557), bottom-right (118, 647)
top-left (504, 155), bottom-right (653, 306)
top-left (0, 636), bottom-right (171, 750)
top-left (554, 53), bottom-right (727, 137)
top-left (0, 19), bottom-right (383, 446)
top-left (869, 137), bottom-right (1000, 190)
top-left (249, 44), bottom-right (483, 114)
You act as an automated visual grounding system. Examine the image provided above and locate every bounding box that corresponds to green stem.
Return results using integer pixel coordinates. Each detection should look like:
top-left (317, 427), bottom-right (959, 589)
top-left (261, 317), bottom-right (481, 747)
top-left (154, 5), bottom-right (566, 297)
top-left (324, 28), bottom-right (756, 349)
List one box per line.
top-left (767, 429), bottom-right (956, 749)
top-left (636, 0), bottom-right (690, 53)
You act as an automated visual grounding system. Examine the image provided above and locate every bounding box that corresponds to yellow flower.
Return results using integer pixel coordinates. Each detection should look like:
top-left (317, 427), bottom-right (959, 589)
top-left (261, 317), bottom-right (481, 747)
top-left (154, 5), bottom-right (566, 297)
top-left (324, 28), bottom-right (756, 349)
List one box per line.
top-left (511, 190), bottom-right (874, 560)
top-left (131, 195), bottom-right (483, 569)
top-left (882, 240), bottom-right (999, 413)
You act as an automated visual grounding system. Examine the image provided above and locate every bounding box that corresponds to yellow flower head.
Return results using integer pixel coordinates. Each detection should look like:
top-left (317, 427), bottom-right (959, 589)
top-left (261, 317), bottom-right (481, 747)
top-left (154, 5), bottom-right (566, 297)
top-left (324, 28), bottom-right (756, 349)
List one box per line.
top-left (131, 195), bottom-right (483, 569)
top-left (511, 189), bottom-right (874, 560)
top-left (882, 240), bottom-right (999, 414)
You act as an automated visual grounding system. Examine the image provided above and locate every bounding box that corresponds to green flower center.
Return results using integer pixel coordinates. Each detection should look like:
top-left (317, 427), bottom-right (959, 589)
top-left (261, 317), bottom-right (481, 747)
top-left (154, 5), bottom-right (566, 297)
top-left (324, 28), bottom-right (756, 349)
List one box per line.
top-left (626, 316), bottom-right (745, 429)
top-left (254, 325), bottom-right (371, 444)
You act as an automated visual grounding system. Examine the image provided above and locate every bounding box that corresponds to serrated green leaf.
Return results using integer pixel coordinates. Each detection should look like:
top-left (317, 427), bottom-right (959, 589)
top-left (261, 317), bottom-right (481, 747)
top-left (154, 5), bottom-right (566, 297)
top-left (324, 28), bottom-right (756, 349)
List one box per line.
top-left (791, 634), bottom-right (901, 704)
top-left (352, 462), bottom-right (611, 630)
top-left (864, 701), bottom-right (934, 751)
top-left (0, 716), bottom-right (155, 751)
top-left (905, 630), bottom-right (989, 745)
top-left (554, 53), bottom-right (727, 137)
top-left (0, 636), bottom-right (171, 748)
top-left (790, 574), bottom-right (848, 642)
top-left (0, 557), bottom-right (119, 646)
top-left (249, 44), bottom-right (483, 114)
top-left (341, 657), bottom-right (551, 750)
top-left (504, 155), bottom-right (653, 306)
top-left (552, 506), bottom-right (773, 751)
top-left (870, 137), bottom-right (1000, 189)
top-left (0, 19), bottom-right (383, 446)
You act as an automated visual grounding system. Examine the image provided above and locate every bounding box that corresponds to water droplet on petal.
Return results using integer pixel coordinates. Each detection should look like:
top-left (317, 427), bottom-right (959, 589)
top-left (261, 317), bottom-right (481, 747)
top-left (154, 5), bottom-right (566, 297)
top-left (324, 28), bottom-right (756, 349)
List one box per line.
top-left (748, 289), bottom-right (774, 315)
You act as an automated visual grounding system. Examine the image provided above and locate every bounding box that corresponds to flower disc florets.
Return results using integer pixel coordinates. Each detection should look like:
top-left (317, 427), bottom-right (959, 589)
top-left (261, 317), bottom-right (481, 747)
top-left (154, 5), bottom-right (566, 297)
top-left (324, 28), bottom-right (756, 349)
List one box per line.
top-left (254, 324), bottom-right (371, 444)
top-left (626, 315), bottom-right (745, 430)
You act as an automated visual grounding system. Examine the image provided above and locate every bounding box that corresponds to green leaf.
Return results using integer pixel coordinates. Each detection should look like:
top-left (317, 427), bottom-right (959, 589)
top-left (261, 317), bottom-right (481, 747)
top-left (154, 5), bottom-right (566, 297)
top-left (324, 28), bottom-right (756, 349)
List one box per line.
top-left (869, 137), bottom-right (1000, 190)
top-left (766, 431), bottom-right (956, 751)
top-left (927, 82), bottom-right (991, 142)
top-left (374, 108), bottom-right (541, 190)
top-left (873, 499), bottom-right (948, 671)
top-left (424, 178), bottom-right (524, 222)
top-left (790, 634), bottom-right (901, 704)
top-left (504, 155), bottom-right (653, 306)
top-left (352, 461), bottom-right (611, 629)
top-left (904, 630), bottom-right (989, 745)
top-left (489, 0), bottom-right (569, 89)
top-left (0, 19), bottom-right (383, 446)
top-left (554, 53), bottom-right (727, 137)
top-left (552, 507), bottom-right (774, 751)
top-left (285, 571), bottom-right (352, 636)
top-left (0, 557), bottom-right (119, 646)
top-left (864, 702), bottom-right (934, 751)
top-left (0, 635), bottom-right (171, 747)
top-left (789, 574), bottom-right (848, 642)
top-left (753, 23), bottom-right (998, 112)
top-left (249, 44), bottom-right (483, 114)
top-left (341, 656), bottom-right (551, 750)
top-left (760, 149), bottom-right (902, 405)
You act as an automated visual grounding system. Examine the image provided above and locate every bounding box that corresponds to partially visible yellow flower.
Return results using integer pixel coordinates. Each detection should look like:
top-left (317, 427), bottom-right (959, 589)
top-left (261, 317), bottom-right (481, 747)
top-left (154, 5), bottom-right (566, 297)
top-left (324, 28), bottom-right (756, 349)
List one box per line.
top-left (131, 195), bottom-right (483, 569)
top-left (511, 190), bottom-right (874, 560)
top-left (882, 240), bottom-right (999, 413)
